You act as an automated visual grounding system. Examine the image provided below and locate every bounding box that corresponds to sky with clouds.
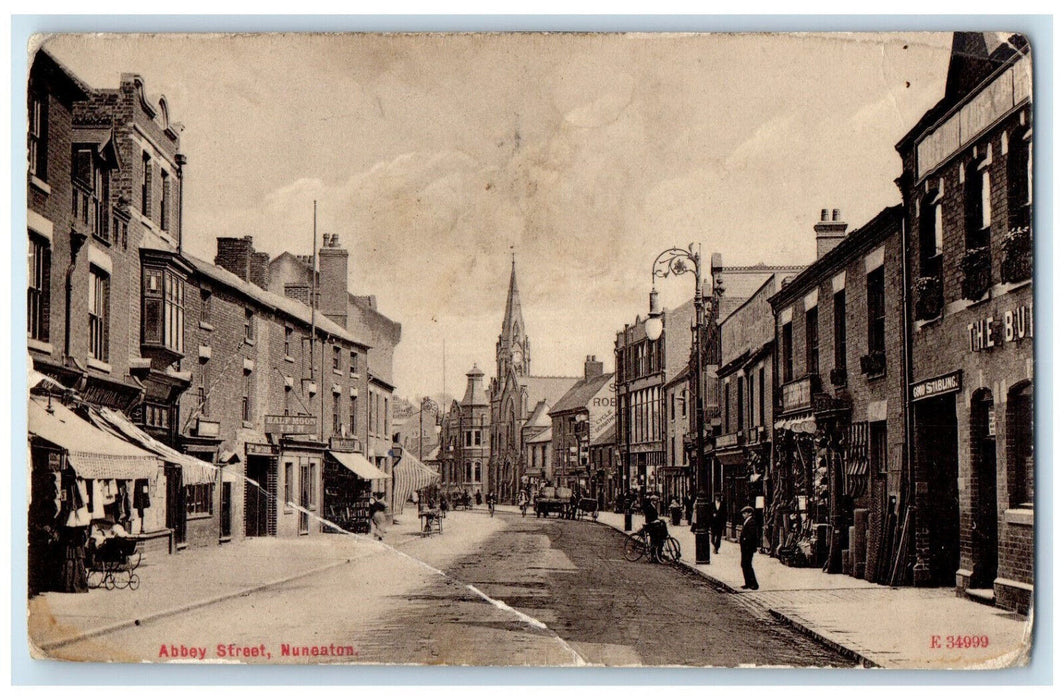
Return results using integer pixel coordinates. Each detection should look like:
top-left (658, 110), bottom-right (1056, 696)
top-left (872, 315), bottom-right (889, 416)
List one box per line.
top-left (44, 31), bottom-right (955, 400)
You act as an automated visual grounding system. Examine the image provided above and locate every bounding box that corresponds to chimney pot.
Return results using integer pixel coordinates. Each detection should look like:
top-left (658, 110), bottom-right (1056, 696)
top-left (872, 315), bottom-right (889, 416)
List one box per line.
top-left (821, 209), bottom-right (829, 221)
top-left (832, 208), bottom-right (841, 221)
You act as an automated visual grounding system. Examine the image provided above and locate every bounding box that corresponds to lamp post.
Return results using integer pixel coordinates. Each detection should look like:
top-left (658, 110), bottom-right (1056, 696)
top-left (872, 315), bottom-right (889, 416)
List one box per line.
top-left (645, 244), bottom-right (711, 564)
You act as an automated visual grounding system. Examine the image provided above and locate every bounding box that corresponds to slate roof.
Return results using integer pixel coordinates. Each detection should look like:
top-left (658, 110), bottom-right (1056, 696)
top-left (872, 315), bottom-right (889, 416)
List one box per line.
top-left (548, 372), bottom-right (615, 416)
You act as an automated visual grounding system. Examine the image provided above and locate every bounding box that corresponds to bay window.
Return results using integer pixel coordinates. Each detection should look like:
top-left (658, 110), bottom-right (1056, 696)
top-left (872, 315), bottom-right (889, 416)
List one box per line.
top-left (142, 266), bottom-right (185, 354)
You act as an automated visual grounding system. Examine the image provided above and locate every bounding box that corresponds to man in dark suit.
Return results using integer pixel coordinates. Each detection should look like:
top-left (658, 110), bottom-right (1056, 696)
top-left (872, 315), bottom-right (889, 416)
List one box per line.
top-left (739, 505), bottom-right (760, 590)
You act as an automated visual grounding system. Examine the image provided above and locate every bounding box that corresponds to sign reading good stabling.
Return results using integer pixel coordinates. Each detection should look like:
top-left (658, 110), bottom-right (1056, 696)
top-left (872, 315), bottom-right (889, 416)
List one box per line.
top-left (264, 414), bottom-right (318, 435)
top-left (329, 437), bottom-right (361, 453)
top-left (911, 370), bottom-right (962, 402)
top-left (245, 442), bottom-right (278, 456)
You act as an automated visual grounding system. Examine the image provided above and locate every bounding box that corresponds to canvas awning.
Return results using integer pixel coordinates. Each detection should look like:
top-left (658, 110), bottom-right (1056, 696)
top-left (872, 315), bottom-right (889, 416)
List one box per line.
top-left (392, 453), bottom-right (441, 515)
top-left (773, 412), bottom-right (817, 434)
top-left (328, 451), bottom-right (390, 481)
top-left (89, 407), bottom-right (218, 485)
top-left (28, 398), bottom-right (160, 481)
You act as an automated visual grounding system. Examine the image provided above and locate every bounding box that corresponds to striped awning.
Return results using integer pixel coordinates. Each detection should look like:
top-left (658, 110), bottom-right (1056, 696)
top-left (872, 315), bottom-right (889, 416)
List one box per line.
top-left (28, 398), bottom-right (160, 481)
top-left (392, 453), bottom-right (441, 515)
top-left (774, 413), bottom-right (817, 434)
top-left (89, 407), bottom-right (218, 485)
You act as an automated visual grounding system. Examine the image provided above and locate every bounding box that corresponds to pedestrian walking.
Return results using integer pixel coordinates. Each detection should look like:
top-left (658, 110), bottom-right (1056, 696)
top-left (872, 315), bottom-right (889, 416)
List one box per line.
top-left (683, 494), bottom-right (693, 525)
top-left (739, 505), bottom-right (759, 590)
top-left (486, 492), bottom-right (496, 517)
top-left (668, 497), bottom-right (682, 526)
top-left (711, 496), bottom-right (727, 554)
top-left (369, 493), bottom-right (388, 541)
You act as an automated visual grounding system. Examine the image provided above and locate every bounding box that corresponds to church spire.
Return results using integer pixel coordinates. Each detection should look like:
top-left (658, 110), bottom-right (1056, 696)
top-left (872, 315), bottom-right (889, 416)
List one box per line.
top-left (498, 255), bottom-right (529, 377)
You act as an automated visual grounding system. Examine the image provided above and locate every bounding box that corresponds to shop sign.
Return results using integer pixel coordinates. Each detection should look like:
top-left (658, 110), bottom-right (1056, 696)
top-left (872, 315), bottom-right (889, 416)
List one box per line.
top-left (968, 303), bottom-right (1033, 352)
top-left (987, 411), bottom-right (997, 437)
top-left (264, 414), bottom-right (318, 435)
top-left (195, 419), bottom-right (220, 438)
top-left (48, 451), bottom-right (63, 471)
top-left (329, 437), bottom-right (361, 452)
top-left (246, 442), bottom-right (278, 456)
top-left (911, 370), bottom-right (962, 402)
top-left (781, 376), bottom-right (815, 413)
top-left (716, 431), bottom-right (742, 449)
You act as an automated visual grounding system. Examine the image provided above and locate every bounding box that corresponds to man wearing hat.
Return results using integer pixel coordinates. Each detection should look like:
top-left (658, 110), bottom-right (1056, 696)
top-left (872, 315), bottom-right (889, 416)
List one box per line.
top-left (739, 505), bottom-right (760, 590)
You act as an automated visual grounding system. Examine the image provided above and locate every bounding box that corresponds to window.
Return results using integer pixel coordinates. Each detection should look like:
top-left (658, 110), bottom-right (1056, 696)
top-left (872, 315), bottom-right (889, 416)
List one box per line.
top-left (28, 93), bottom-right (46, 179)
top-left (919, 193), bottom-right (943, 276)
top-left (349, 396), bottom-right (357, 435)
top-left (384, 397), bottom-right (390, 436)
top-left (141, 152), bottom-right (152, 217)
top-left (758, 367), bottom-right (766, 426)
top-left (242, 371), bottom-right (252, 422)
top-left (805, 305), bottom-right (819, 376)
top-left (965, 159), bottom-right (990, 250)
top-left (1006, 382), bottom-right (1033, 507)
top-left (332, 345), bottom-right (341, 371)
top-left (185, 483), bottom-right (214, 516)
top-left (284, 461), bottom-right (294, 506)
top-left (89, 267), bottom-right (110, 362)
top-left (160, 170), bottom-right (170, 231)
top-left (333, 393), bottom-right (342, 435)
top-left (28, 233), bottom-right (50, 342)
top-left (73, 147), bottom-right (110, 241)
top-left (200, 288), bottom-right (212, 325)
top-left (867, 266), bottom-right (886, 356)
top-left (736, 376), bottom-right (745, 431)
top-left (723, 383), bottom-right (730, 433)
top-left (781, 322), bottom-right (794, 383)
top-left (833, 290), bottom-right (846, 372)
top-left (748, 374), bottom-right (755, 429)
top-left (349, 351), bottom-right (358, 375)
top-left (1007, 128), bottom-right (1032, 230)
top-left (200, 362), bottom-right (211, 417)
top-left (142, 268), bottom-right (185, 354)
top-left (244, 308), bottom-right (254, 342)
top-left (284, 326), bottom-right (292, 357)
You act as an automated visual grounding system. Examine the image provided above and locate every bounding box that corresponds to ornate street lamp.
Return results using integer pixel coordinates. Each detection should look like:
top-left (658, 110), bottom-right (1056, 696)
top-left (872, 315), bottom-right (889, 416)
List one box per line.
top-left (645, 244), bottom-right (711, 564)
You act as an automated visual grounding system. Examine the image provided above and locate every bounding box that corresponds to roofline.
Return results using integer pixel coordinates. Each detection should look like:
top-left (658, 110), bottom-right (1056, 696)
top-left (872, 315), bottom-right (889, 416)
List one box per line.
top-left (895, 37), bottom-right (1029, 152)
top-left (768, 205), bottom-right (903, 310)
top-left (717, 272), bottom-right (787, 328)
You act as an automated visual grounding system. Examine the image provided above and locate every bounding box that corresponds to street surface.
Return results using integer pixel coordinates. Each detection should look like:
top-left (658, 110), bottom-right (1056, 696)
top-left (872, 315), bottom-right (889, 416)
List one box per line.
top-left (49, 511), bottom-right (850, 666)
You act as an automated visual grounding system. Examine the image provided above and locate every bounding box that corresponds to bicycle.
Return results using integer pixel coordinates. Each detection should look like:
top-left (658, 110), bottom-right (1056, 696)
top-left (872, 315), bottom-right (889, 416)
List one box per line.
top-left (623, 523), bottom-right (681, 564)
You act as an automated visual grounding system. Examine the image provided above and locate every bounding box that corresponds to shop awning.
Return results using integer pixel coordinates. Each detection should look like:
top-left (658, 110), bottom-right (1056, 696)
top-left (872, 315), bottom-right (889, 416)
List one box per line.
top-left (28, 398), bottom-right (160, 480)
top-left (89, 407), bottom-right (218, 485)
top-left (328, 450), bottom-right (390, 481)
top-left (773, 413), bottom-right (817, 434)
top-left (392, 453), bottom-right (441, 515)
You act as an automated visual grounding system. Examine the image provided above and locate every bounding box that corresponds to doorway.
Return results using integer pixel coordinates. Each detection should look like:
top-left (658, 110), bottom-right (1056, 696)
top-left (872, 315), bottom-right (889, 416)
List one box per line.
top-left (970, 389), bottom-right (998, 589)
top-left (299, 462), bottom-right (311, 535)
top-left (245, 456), bottom-right (272, 537)
top-left (165, 464), bottom-right (186, 547)
top-left (219, 482), bottom-right (232, 540)
top-left (914, 393), bottom-right (960, 585)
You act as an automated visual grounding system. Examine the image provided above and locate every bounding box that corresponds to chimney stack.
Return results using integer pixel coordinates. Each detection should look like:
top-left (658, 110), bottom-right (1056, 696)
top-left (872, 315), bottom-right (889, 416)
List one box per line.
top-left (215, 236), bottom-right (256, 283)
top-left (584, 355), bottom-right (604, 381)
top-left (814, 207), bottom-right (848, 258)
top-left (317, 233), bottom-right (349, 328)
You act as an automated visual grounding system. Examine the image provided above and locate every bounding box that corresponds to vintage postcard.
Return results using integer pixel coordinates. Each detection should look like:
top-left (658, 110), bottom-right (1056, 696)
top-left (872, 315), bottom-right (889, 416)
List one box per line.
top-left (24, 31), bottom-right (1035, 668)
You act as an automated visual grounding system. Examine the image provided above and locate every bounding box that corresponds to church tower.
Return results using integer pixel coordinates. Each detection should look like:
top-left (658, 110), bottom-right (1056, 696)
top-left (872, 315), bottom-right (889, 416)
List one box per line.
top-left (496, 256), bottom-right (530, 379)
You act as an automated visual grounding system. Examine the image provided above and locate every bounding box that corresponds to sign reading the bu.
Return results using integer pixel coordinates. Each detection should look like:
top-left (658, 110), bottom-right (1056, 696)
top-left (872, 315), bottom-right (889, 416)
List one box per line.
top-left (264, 414), bottom-right (318, 435)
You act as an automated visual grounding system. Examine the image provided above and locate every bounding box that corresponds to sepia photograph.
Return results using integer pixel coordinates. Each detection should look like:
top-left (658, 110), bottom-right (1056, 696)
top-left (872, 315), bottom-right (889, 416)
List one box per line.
top-left (21, 29), bottom-right (1036, 670)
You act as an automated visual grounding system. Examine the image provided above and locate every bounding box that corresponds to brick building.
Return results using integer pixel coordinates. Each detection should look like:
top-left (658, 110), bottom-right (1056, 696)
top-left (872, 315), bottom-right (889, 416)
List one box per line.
top-left (521, 400), bottom-right (553, 491)
top-left (660, 367), bottom-right (690, 506)
top-left (896, 33), bottom-right (1033, 612)
top-left (713, 272), bottom-right (794, 547)
top-left (183, 236), bottom-right (372, 540)
top-left (437, 365), bottom-right (490, 498)
top-left (547, 357), bottom-right (614, 499)
top-left (27, 53), bottom-right (221, 561)
top-left (768, 207), bottom-right (907, 585)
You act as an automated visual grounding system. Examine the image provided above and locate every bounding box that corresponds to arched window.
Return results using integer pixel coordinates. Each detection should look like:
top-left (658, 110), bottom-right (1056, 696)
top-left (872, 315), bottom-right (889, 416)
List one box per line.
top-left (1006, 381), bottom-right (1034, 508)
top-left (919, 190), bottom-right (943, 274)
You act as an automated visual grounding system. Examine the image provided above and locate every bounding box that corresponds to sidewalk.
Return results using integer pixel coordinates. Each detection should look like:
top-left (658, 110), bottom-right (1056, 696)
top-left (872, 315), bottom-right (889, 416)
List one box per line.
top-left (595, 511), bottom-right (1031, 669)
top-left (29, 514), bottom-right (429, 654)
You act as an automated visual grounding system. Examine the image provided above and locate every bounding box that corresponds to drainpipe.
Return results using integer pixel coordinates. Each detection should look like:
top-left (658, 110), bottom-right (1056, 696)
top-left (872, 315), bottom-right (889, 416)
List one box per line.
top-left (64, 231), bottom-right (89, 360)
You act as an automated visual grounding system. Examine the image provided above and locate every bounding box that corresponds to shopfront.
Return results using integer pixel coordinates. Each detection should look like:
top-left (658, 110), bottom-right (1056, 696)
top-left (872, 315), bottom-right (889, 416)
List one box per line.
top-left (28, 397), bottom-right (162, 595)
top-left (323, 438), bottom-right (389, 534)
